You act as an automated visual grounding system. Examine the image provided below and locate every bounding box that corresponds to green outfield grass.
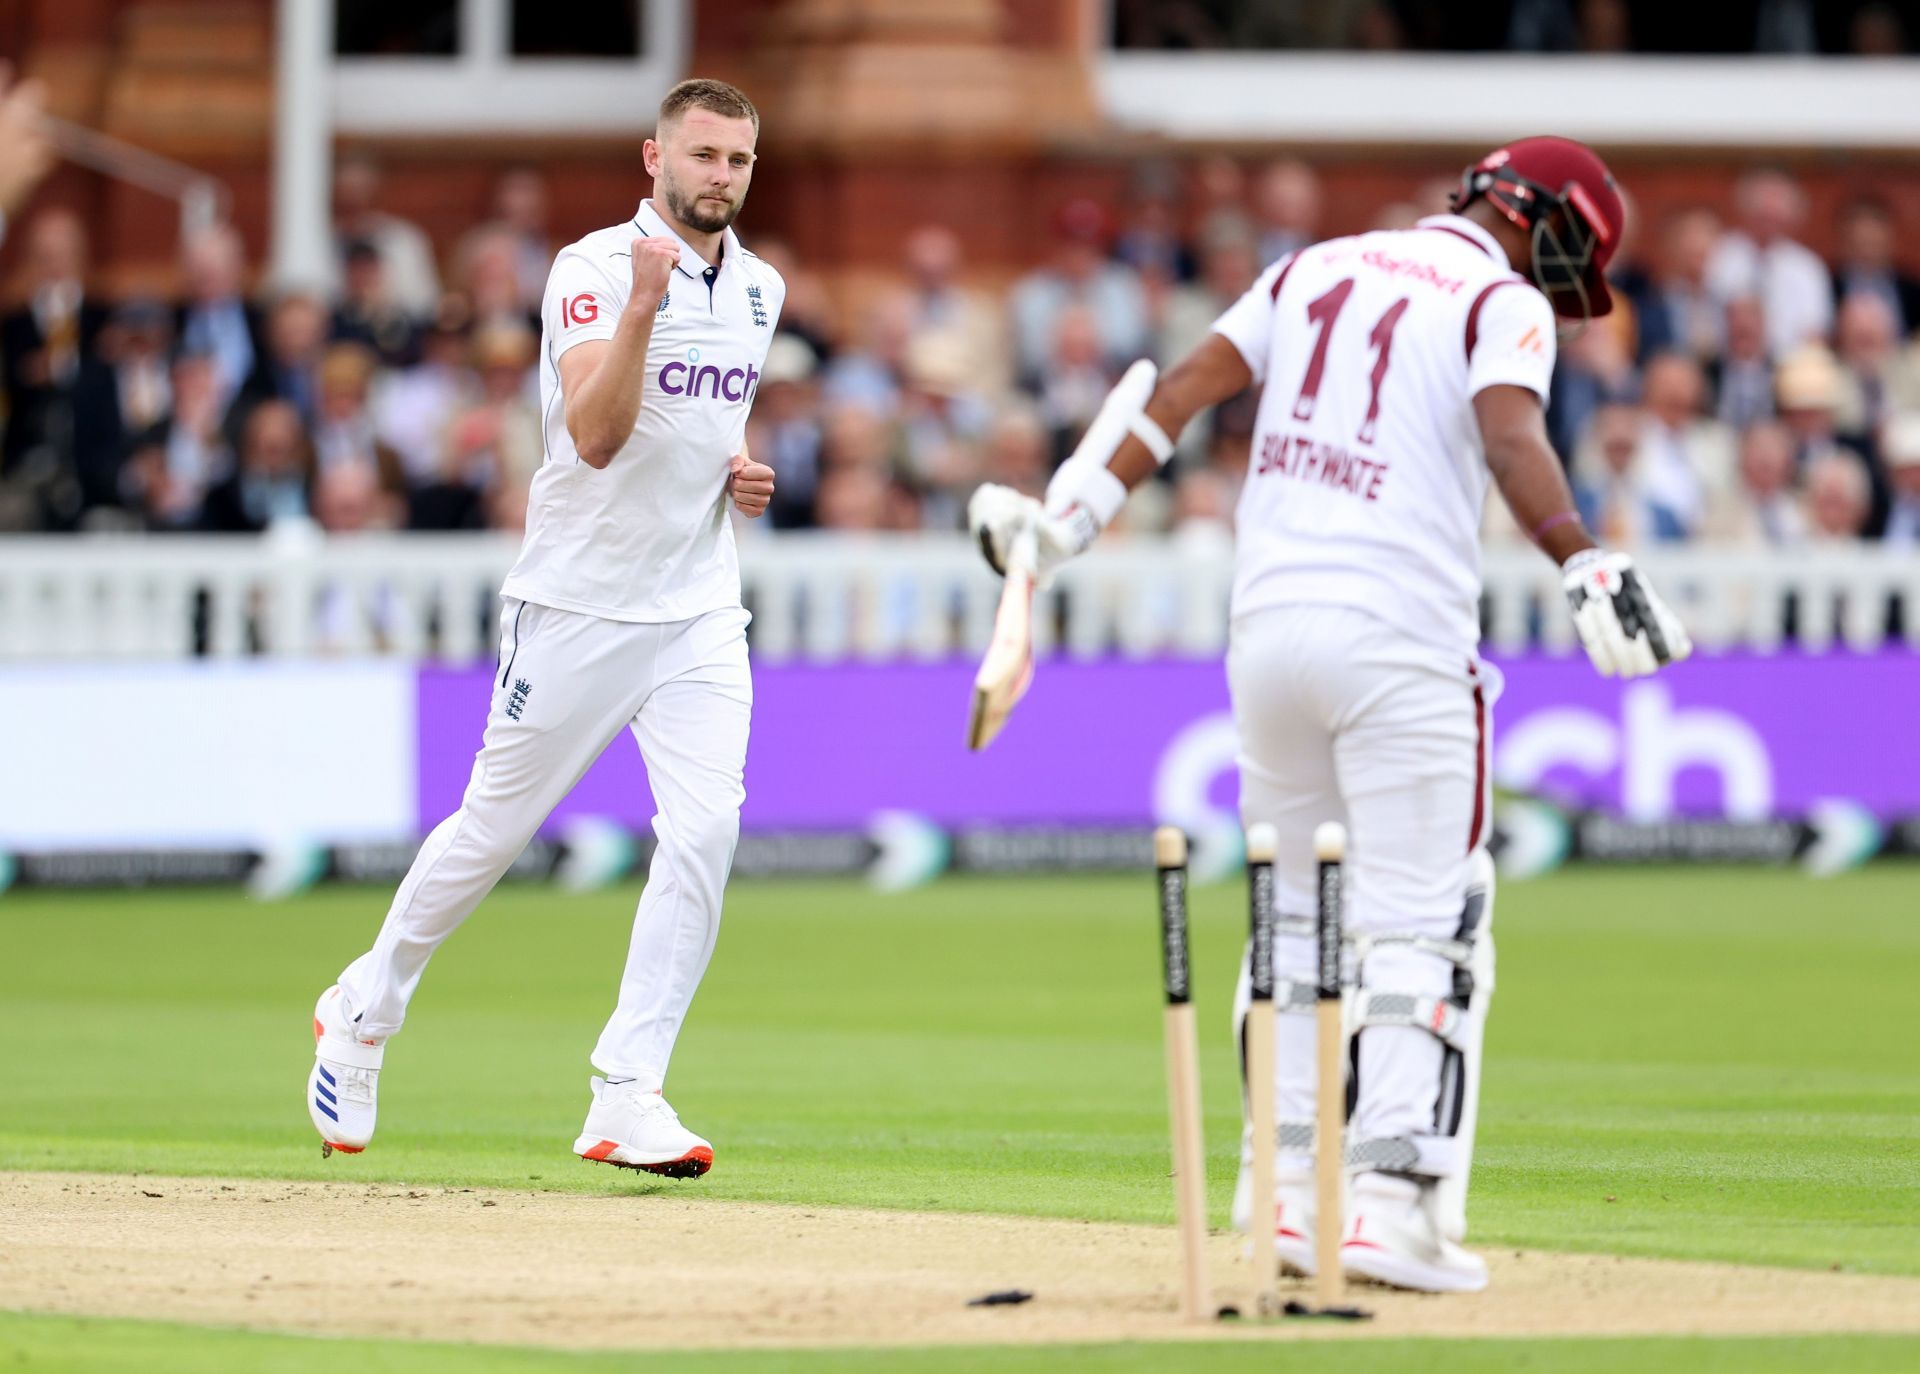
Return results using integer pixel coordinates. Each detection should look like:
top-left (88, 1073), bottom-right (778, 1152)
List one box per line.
top-left (6, 1312), bottom-right (1920, 1374)
top-left (3, 864), bottom-right (1918, 1367)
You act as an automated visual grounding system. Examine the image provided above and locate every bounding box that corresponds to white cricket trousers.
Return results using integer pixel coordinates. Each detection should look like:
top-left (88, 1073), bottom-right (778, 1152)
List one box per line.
top-left (1228, 604), bottom-right (1498, 1180)
top-left (338, 598), bottom-right (752, 1090)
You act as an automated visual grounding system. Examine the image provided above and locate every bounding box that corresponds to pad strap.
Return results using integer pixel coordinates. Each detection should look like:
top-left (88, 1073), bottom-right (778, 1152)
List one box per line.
top-left (1354, 990), bottom-right (1469, 1050)
top-left (1347, 1136), bottom-right (1423, 1174)
top-left (1354, 932), bottom-right (1473, 967)
top-left (1272, 979), bottom-right (1320, 1014)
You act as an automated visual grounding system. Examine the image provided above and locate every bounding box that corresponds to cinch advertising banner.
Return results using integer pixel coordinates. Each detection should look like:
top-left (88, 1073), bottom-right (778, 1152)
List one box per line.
top-left (415, 651), bottom-right (1920, 838)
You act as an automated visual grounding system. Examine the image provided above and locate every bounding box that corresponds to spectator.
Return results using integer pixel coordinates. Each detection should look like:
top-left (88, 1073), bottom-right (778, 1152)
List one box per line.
top-left (817, 402), bottom-right (899, 484)
top-left (1833, 293), bottom-right (1920, 442)
top-left (312, 343), bottom-right (406, 494)
top-left (1036, 306), bottom-right (1116, 461)
top-left (977, 404), bottom-right (1050, 499)
top-left (1711, 296), bottom-right (1776, 430)
top-left (313, 461), bottom-right (399, 534)
top-left (814, 462), bottom-right (894, 531)
top-left (69, 299), bottom-right (173, 522)
top-left (454, 223), bottom-right (537, 332)
top-left (177, 223), bottom-right (268, 411)
top-left (899, 224), bottom-right (1009, 396)
top-left (1708, 420), bottom-right (1806, 547)
top-left (1008, 197), bottom-right (1149, 387)
top-left (1573, 401), bottom-right (1659, 546)
top-left (1776, 344), bottom-right (1865, 469)
top-left (471, 166), bottom-right (552, 312)
top-left (1252, 158), bottom-right (1322, 267)
top-left (1191, 155), bottom-right (1254, 248)
top-left (822, 292), bottom-right (912, 415)
top-left (201, 399), bottom-right (312, 533)
top-left (0, 211), bottom-right (112, 525)
top-left (256, 292), bottom-right (330, 427)
top-left (1636, 351), bottom-right (1735, 538)
top-left (1159, 220), bottom-right (1259, 371)
top-left (898, 331), bottom-right (991, 530)
top-left (1114, 162), bottom-right (1195, 285)
top-left (331, 240), bottom-right (419, 367)
top-left (331, 152), bottom-right (440, 319)
top-left (1632, 207), bottom-right (1724, 365)
top-left (412, 321), bottom-right (540, 529)
top-left (120, 352), bottom-right (230, 529)
top-left (1707, 169), bottom-right (1833, 359)
top-left (1880, 413), bottom-right (1920, 546)
top-left (374, 304), bottom-right (476, 486)
top-left (1548, 314), bottom-right (1636, 461)
top-left (2, 209), bottom-right (107, 471)
top-left (1831, 196), bottom-right (1920, 335)
top-left (1803, 450), bottom-right (1872, 542)
top-left (0, 66), bottom-right (54, 243)
top-left (745, 334), bottom-right (824, 528)
top-left (102, 299), bottom-right (174, 440)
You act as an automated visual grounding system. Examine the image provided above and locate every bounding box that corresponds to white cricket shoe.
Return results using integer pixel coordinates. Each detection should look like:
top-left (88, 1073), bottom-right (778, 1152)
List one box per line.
top-left (1340, 1172), bottom-right (1489, 1293)
top-left (308, 984), bottom-right (384, 1157)
top-left (573, 1076), bottom-right (714, 1178)
top-left (1231, 1165), bottom-right (1319, 1276)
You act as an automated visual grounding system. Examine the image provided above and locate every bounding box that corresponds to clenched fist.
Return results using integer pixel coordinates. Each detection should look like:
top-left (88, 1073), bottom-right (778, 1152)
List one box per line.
top-left (628, 236), bottom-right (681, 310)
top-left (727, 450), bottom-right (775, 518)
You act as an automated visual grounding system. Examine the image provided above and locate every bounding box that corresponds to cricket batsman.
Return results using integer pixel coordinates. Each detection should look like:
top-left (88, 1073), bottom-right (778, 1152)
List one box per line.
top-left (971, 138), bottom-right (1690, 1290)
top-left (308, 79), bottom-right (782, 1178)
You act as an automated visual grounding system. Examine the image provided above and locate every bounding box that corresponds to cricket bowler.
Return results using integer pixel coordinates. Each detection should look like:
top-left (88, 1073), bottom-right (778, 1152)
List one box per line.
top-left (308, 79), bottom-right (782, 1178)
top-left (970, 138), bottom-right (1691, 1290)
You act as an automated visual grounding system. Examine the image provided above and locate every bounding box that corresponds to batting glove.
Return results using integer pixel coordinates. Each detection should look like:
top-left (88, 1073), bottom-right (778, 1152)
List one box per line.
top-left (968, 483), bottom-right (1098, 586)
top-left (1562, 549), bottom-right (1693, 678)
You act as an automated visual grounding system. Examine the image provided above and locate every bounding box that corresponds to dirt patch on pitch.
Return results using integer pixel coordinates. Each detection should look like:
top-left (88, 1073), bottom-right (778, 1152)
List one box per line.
top-left (4, 1171), bottom-right (1918, 1351)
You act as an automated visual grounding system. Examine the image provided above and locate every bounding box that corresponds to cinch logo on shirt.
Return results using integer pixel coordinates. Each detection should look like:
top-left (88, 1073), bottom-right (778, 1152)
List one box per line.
top-left (659, 347), bottom-right (761, 403)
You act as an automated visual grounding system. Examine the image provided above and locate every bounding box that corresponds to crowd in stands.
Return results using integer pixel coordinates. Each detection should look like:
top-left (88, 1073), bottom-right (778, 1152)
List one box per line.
top-left (4, 149), bottom-right (1920, 556)
top-left (1113, 0), bottom-right (1915, 56)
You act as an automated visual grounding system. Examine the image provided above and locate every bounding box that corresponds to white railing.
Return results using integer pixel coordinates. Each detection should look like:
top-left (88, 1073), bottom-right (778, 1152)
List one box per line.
top-left (0, 532), bottom-right (1916, 663)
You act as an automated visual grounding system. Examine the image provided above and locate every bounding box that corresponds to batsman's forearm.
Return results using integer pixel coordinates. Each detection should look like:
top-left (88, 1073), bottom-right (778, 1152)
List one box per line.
top-left (1109, 337), bottom-right (1254, 488)
top-left (1108, 392), bottom-right (1203, 489)
top-left (1486, 436), bottom-right (1598, 565)
top-left (567, 307), bottom-right (661, 468)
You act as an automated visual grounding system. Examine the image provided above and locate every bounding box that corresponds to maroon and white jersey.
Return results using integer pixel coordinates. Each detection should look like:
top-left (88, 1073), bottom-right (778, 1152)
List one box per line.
top-left (1212, 213), bottom-right (1557, 653)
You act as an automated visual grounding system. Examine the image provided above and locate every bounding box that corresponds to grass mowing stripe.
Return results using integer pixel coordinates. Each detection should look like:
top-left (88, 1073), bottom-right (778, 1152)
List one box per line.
top-left (5, 1313), bottom-right (1920, 1374)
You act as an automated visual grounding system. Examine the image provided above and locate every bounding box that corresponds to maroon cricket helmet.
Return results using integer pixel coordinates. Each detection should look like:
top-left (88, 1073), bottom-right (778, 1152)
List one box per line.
top-left (1450, 136), bottom-right (1626, 320)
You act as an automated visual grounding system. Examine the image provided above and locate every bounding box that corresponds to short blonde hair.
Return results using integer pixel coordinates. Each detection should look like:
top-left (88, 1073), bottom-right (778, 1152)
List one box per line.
top-left (658, 78), bottom-right (758, 135)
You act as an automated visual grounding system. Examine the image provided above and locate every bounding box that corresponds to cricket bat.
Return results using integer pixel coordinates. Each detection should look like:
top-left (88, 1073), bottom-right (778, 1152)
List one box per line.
top-left (966, 521), bottom-right (1038, 751)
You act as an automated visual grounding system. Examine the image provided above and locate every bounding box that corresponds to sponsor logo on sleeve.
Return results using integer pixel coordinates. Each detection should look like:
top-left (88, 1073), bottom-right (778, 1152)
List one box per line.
top-left (561, 294), bottom-right (600, 327)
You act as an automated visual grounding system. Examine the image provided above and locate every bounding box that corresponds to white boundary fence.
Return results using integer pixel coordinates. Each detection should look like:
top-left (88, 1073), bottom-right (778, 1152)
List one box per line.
top-left (1, 533), bottom-right (1916, 664)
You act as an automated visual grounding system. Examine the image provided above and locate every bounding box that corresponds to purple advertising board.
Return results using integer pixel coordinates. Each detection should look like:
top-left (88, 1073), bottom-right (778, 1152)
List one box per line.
top-left (416, 650), bottom-right (1920, 834)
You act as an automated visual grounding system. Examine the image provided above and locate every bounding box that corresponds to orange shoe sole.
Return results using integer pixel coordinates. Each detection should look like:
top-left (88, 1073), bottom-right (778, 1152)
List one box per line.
top-left (578, 1140), bottom-right (713, 1179)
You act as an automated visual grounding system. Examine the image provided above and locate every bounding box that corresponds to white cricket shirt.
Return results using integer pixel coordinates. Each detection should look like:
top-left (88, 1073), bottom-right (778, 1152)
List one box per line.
top-left (1213, 214), bottom-right (1557, 654)
top-left (502, 200), bottom-right (786, 622)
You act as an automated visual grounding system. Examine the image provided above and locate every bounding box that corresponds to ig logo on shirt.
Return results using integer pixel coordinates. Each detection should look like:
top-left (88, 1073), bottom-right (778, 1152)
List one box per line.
top-left (561, 294), bottom-right (600, 327)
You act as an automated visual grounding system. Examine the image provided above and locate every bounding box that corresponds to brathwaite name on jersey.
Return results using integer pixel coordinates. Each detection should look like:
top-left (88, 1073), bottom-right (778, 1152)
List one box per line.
top-left (1254, 430), bottom-right (1389, 502)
